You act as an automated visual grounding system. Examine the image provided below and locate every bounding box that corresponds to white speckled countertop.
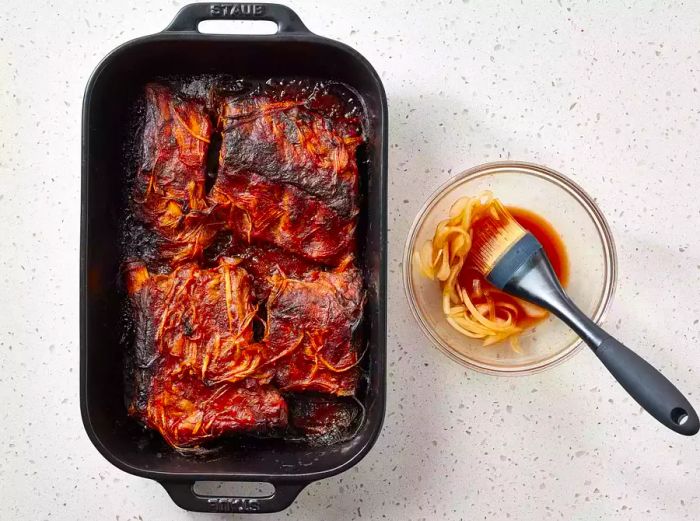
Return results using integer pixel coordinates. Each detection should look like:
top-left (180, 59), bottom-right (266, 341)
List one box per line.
top-left (1, 1), bottom-right (699, 519)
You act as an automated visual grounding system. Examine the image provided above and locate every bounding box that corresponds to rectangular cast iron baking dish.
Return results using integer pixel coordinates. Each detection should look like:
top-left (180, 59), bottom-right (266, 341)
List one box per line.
top-left (80, 3), bottom-right (387, 513)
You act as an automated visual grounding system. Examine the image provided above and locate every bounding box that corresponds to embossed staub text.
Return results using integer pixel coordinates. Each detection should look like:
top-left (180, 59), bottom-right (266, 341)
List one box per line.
top-left (209, 4), bottom-right (266, 17)
top-left (207, 497), bottom-right (262, 513)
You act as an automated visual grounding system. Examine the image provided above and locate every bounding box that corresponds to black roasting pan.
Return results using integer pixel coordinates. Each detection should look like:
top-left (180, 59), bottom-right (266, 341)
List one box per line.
top-left (80, 3), bottom-right (387, 513)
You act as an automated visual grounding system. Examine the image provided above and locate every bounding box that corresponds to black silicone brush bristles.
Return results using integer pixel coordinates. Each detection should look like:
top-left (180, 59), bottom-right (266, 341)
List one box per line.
top-left (469, 200), bottom-right (527, 277)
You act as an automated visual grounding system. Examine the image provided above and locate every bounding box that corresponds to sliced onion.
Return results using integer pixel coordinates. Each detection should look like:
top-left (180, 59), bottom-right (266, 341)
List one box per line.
top-left (436, 246), bottom-right (451, 280)
top-left (447, 317), bottom-right (487, 338)
top-left (472, 278), bottom-right (483, 298)
top-left (460, 288), bottom-right (513, 332)
top-left (414, 192), bottom-right (530, 348)
top-left (450, 315), bottom-right (493, 335)
top-left (449, 196), bottom-right (471, 218)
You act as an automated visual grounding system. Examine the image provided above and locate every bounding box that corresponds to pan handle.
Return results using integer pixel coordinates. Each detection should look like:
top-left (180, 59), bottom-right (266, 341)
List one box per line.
top-left (165, 3), bottom-right (310, 33)
top-left (160, 480), bottom-right (308, 513)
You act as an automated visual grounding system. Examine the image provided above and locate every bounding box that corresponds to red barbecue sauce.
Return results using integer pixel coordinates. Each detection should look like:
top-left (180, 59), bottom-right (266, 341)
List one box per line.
top-left (458, 207), bottom-right (569, 329)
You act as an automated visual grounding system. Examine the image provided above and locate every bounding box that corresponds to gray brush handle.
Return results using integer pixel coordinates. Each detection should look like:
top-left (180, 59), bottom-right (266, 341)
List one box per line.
top-left (594, 336), bottom-right (697, 434)
top-left (498, 247), bottom-right (699, 436)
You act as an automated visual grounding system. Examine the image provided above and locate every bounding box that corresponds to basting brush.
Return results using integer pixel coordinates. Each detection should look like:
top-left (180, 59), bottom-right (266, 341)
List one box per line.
top-left (470, 200), bottom-right (698, 435)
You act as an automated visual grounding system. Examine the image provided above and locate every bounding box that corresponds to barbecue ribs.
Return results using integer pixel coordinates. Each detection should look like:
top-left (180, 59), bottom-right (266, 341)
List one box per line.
top-left (124, 80), bottom-right (367, 449)
top-left (125, 259), bottom-right (285, 447)
top-left (207, 236), bottom-right (321, 301)
top-left (218, 93), bottom-right (363, 219)
top-left (264, 268), bottom-right (364, 396)
top-left (141, 364), bottom-right (286, 448)
top-left (288, 395), bottom-right (362, 443)
top-left (132, 84), bottom-right (216, 263)
top-left (210, 171), bottom-right (356, 265)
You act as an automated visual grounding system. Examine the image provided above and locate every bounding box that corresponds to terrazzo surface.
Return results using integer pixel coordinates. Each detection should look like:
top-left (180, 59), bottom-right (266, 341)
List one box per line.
top-left (1, 1), bottom-right (698, 519)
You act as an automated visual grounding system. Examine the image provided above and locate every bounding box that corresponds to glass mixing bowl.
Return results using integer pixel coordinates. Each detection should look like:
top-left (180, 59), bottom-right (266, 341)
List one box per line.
top-left (403, 161), bottom-right (617, 375)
